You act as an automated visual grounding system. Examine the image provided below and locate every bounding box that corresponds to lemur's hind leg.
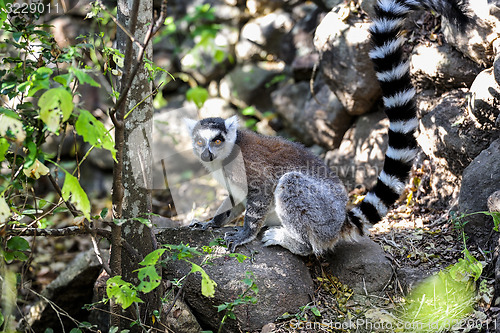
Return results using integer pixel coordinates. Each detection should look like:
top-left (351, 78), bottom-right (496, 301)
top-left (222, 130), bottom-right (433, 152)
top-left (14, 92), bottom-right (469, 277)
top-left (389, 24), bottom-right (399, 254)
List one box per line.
top-left (262, 226), bottom-right (313, 256)
top-left (262, 172), bottom-right (348, 256)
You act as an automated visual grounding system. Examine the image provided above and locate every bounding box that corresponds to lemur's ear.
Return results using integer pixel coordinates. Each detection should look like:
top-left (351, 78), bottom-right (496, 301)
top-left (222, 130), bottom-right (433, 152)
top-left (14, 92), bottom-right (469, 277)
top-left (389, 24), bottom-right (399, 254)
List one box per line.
top-left (183, 118), bottom-right (198, 134)
top-left (224, 115), bottom-right (239, 132)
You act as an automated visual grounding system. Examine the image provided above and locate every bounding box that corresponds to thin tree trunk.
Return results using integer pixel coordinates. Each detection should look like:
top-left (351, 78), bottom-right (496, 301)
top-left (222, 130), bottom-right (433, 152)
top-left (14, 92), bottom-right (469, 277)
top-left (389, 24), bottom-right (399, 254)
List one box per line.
top-left (110, 0), bottom-right (159, 330)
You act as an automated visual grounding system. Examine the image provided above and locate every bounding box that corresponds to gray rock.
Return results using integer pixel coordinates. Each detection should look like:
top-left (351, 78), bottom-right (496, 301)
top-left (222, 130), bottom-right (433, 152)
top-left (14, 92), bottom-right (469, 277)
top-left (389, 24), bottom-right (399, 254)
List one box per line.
top-left (325, 238), bottom-right (393, 293)
top-left (415, 153), bottom-right (462, 208)
top-left (235, 10), bottom-right (295, 62)
top-left (272, 83), bottom-right (351, 149)
top-left (291, 53), bottom-right (320, 81)
top-left (219, 62), bottom-right (287, 109)
top-left (288, 3), bottom-right (322, 70)
top-left (18, 250), bottom-right (104, 332)
top-left (494, 54), bottom-right (500, 86)
top-left (164, 298), bottom-right (203, 333)
top-left (410, 43), bottom-right (481, 91)
top-left (271, 82), bottom-right (311, 144)
top-left (358, 0), bottom-right (377, 18)
top-left (302, 85), bottom-right (352, 149)
top-left (418, 90), bottom-right (498, 178)
top-left (459, 139), bottom-right (500, 246)
top-left (156, 227), bottom-right (315, 332)
top-left (245, 0), bottom-right (296, 16)
top-left (180, 26), bottom-right (238, 85)
top-left (442, 0), bottom-right (499, 67)
top-left (469, 67), bottom-right (500, 129)
top-left (325, 110), bottom-right (388, 191)
top-left (314, 9), bottom-right (380, 115)
top-left (396, 267), bottom-right (434, 293)
top-left (488, 190), bottom-right (500, 213)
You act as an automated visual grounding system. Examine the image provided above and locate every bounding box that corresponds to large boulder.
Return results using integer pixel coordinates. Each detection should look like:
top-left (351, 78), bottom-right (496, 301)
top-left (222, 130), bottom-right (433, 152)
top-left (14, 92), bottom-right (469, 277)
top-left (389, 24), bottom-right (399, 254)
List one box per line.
top-left (410, 43), bottom-right (481, 92)
top-left (468, 66), bottom-right (500, 130)
top-left (271, 82), bottom-right (352, 148)
top-left (314, 7), bottom-right (380, 115)
top-left (180, 26), bottom-right (238, 85)
top-left (459, 139), bottom-right (500, 247)
top-left (301, 85), bottom-right (352, 149)
top-left (219, 62), bottom-right (287, 110)
top-left (156, 228), bottom-right (315, 332)
top-left (442, 0), bottom-right (500, 67)
top-left (325, 110), bottom-right (388, 191)
top-left (418, 90), bottom-right (498, 178)
top-left (235, 10), bottom-right (295, 62)
top-left (325, 238), bottom-right (393, 293)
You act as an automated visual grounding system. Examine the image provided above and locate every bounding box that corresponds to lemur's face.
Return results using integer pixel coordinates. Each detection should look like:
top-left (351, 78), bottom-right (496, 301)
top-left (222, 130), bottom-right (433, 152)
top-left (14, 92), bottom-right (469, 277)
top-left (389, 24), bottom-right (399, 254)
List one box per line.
top-left (184, 116), bottom-right (239, 163)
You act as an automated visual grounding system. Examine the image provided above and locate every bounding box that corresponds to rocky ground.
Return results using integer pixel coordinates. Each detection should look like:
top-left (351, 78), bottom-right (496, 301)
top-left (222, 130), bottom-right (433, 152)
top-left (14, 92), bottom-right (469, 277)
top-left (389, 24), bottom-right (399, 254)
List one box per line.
top-left (268, 197), bottom-right (497, 333)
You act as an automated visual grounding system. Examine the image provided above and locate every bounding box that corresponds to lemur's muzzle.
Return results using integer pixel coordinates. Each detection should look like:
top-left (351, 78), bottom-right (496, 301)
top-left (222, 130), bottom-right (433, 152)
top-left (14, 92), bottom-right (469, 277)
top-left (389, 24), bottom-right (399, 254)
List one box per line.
top-left (201, 149), bottom-right (214, 162)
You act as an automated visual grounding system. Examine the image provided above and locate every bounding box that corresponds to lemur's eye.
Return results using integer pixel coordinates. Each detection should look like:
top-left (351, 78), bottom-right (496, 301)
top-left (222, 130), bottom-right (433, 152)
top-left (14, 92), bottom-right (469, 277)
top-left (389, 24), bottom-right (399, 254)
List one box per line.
top-left (214, 139), bottom-right (222, 145)
top-left (196, 139), bottom-right (204, 146)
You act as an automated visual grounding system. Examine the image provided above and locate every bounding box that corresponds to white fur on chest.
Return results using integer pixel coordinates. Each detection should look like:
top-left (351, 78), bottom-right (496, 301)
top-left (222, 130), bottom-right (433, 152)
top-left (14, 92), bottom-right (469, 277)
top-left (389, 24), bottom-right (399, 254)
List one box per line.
top-left (205, 163), bottom-right (247, 204)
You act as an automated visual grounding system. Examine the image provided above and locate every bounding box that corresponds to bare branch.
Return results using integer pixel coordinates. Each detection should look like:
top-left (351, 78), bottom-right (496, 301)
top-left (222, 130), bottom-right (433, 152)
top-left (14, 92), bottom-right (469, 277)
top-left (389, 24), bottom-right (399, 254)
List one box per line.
top-left (8, 226), bottom-right (142, 263)
top-left (46, 173), bottom-right (80, 217)
top-left (95, 0), bottom-right (143, 49)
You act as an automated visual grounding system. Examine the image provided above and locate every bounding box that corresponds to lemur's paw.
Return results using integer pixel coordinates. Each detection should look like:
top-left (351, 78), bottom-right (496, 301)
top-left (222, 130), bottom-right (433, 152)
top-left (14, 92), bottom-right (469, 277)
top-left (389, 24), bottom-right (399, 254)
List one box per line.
top-left (224, 227), bottom-right (252, 252)
top-left (189, 219), bottom-right (215, 230)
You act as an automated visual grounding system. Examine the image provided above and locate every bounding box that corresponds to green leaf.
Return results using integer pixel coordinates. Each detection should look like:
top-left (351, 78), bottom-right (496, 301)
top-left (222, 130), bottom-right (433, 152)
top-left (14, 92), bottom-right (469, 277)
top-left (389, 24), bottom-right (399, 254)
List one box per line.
top-left (0, 310), bottom-right (4, 327)
top-left (39, 87), bottom-right (74, 133)
top-left (131, 217), bottom-right (152, 227)
top-left (0, 137), bottom-right (9, 162)
top-left (191, 263), bottom-right (217, 297)
top-left (69, 329), bottom-right (82, 333)
top-left (216, 303), bottom-right (229, 312)
top-left (106, 276), bottom-right (143, 309)
top-left (61, 172), bottom-right (91, 220)
top-left (0, 107), bottom-right (20, 120)
top-left (241, 106), bottom-right (256, 116)
top-left (27, 67), bottom-right (53, 97)
top-left (7, 236), bottom-right (30, 251)
top-left (229, 253), bottom-right (248, 263)
top-left (100, 207), bottom-right (109, 219)
top-left (214, 49), bottom-right (225, 63)
top-left (310, 306), bottom-right (321, 317)
top-left (3, 250), bottom-right (28, 262)
top-left (70, 67), bottom-right (101, 87)
top-left (483, 211), bottom-right (500, 232)
top-left (136, 266), bottom-right (161, 293)
top-left (53, 74), bottom-right (72, 87)
top-left (75, 110), bottom-right (117, 161)
top-left (139, 249), bottom-right (166, 266)
top-left (113, 218), bottom-right (127, 226)
top-left (24, 141), bottom-right (37, 168)
top-left (0, 111), bottom-right (26, 142)
top-left (186, 87), bottom-right (208, 109)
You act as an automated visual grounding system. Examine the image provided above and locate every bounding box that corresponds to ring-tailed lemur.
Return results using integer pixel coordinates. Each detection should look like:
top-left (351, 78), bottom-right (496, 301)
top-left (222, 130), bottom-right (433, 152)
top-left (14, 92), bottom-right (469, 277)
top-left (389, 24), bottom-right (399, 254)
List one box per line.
top-left (185, 0), bottom-right (470, 255)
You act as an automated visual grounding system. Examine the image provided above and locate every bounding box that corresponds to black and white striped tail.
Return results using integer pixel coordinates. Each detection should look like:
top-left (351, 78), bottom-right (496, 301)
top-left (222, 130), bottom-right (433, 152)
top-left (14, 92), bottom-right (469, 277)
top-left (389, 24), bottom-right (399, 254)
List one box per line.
top-left (348, 0), bottom-right (470, 232)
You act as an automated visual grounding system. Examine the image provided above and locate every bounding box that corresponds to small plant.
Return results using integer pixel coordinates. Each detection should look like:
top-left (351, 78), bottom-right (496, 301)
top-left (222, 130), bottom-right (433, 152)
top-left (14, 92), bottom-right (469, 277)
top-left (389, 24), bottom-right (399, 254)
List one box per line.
top-left (450, 210), bottom-right (500, 232)
top-left (395, 212), bottom-right (491, 332)
top-left (105, 242), bottom-right (251, 329)
top-left (216, 271), bottom-right (258, 333)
